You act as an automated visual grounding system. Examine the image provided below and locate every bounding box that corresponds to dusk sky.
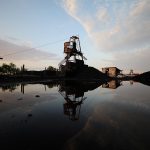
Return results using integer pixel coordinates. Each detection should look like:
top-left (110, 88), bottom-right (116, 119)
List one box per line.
top-left (0, 0), bottom-right (149, 73)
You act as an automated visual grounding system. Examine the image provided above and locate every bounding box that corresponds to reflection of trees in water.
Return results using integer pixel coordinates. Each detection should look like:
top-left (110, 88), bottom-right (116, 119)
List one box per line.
top-left (0, 79), bottom-right (125, 94)
top-left (0, 82), bottom-right (58, 93)
top-left (46, 83), bottom-right (58, 89)
top-left (58, 81), bottom-right (101, 121)
top-left (0, 83), bottom-right (20, 92)
top-left (43, 82), bottom-right (59, 92)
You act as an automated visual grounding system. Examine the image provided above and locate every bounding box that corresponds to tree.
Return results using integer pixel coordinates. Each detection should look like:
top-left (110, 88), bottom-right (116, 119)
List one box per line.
top-left (47, 66), bottom-right (57, 71)
top-left (20, 64), bottom-right (27, 73)
top-left (0, 66), bottom-right (2, 74)
top-left (0, 63), bottom-right (20, 75)
top-left (9, 63), bottom-right (16, 74)
top-left (1, 63), bottom-right (10, 74)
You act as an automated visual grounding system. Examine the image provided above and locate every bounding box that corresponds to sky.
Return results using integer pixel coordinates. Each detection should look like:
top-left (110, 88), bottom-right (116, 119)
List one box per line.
top-left (0, 0), bottom-right (149, 73)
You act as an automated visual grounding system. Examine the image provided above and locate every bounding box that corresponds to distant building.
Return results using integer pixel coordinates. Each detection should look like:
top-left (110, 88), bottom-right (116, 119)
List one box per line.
top-left (102, 67), bottom-right (122, 77)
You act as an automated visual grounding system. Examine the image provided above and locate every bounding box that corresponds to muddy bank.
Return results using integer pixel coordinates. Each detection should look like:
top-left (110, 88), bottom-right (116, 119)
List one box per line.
top-left (133, 71), bottom-right (150, 86)
top-left (0, 66), bottom-right (109, 83)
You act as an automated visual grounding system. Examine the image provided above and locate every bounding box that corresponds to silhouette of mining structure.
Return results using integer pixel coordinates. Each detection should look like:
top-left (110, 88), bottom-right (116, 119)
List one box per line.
top-left (59, 36), bottom-right (88, 77)
top-left (58, 81), bottom-right (100, 121)
top-left (58, 36), bottom-right (107, 79)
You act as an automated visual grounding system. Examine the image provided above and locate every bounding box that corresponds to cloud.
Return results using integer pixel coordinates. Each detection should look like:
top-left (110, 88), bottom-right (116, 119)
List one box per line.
top-left (96, 7), bottom-right (110, 23)
top-left (63, 0), bottom-right (77, 15)
top-left (0, 39), bottom-right (59, 70)
top-left (62, 0), bottom-right (95, 35)
top-left (5, 36), bottom-right (33, 47)
top-left (63, 0), bottom-right (150, 51)
top-left (112, 47), bottom-right (150, 73)
top-left (61, 0), bottom-right (150, 72)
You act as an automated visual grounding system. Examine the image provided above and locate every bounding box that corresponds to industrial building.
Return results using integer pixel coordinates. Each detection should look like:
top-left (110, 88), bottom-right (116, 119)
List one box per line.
top-left (102, 67), bottom-right (122, 77)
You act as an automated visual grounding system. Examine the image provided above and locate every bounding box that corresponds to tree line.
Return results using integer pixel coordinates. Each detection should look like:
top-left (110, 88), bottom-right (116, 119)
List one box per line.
top-left (0, 63), bottom-right (57, 75)
top-left (0, 63), bottom-right (21, 75)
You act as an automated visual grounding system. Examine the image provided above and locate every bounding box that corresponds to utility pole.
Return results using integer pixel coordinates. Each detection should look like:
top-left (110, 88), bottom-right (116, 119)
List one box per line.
top-left (130, 69), bottom-right (133, 75)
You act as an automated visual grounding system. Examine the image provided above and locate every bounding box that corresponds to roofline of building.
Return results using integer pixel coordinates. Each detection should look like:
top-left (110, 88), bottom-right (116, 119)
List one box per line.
top-left (102, 67), bottom-right (122, 71)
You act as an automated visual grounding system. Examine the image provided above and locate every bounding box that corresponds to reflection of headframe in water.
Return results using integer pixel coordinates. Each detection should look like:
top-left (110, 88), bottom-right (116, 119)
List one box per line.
top-left (58, 82), bottom-right (87, 121)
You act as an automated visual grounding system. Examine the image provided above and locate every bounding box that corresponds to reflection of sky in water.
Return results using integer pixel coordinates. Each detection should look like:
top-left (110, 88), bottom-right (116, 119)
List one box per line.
top-left (0, 81), bottom-right (150, 150)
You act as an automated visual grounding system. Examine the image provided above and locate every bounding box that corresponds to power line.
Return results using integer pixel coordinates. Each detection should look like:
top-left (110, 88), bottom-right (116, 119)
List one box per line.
top-left (1, 38), bottom-right (66, 58)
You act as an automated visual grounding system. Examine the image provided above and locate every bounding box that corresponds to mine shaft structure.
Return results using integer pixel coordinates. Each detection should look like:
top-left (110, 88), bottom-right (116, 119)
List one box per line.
top-left (59, 36), bottom-right (87, 76)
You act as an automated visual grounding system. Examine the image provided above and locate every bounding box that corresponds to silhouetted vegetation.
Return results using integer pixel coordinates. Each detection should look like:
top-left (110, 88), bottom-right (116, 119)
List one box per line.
top-left (47, 66), bottom-right (57, 71)
top-left (0, 63), bottom-right (59, 82)
top-left (0, 63), bottom-right (20, 75)
top-left (0, 63), bottom-right (58, 75)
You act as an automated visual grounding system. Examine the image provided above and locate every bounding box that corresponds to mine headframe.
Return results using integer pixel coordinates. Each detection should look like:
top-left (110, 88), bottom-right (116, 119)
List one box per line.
top-left (64, 36), bottom-right (82, 56)
top-left (58, 36), bottom-right (87, 68)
